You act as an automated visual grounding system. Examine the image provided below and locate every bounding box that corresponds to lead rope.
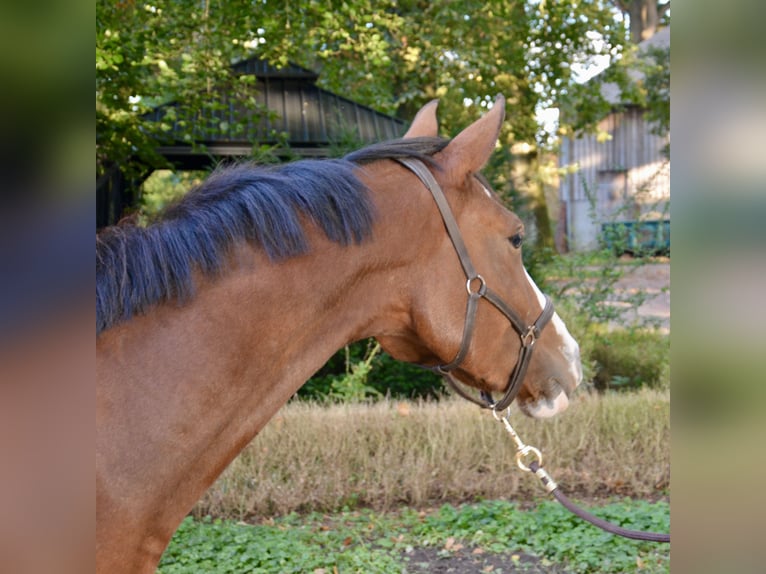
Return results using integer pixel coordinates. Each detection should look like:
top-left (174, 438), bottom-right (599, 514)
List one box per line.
top-left (492, 408), bottom-right (670, 543)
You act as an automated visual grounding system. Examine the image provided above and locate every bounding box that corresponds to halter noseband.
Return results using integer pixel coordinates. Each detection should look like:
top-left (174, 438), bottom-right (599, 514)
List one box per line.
top-left (395, 157), bottom-right (555, 411)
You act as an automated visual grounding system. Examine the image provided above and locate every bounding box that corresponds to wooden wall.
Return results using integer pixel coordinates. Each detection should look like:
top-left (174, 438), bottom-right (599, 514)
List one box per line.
top-left (559, 107), bottom-right (670, 250)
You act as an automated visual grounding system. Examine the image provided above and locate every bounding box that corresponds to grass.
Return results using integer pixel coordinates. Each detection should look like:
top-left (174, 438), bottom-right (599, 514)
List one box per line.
top-left (195, 390), bottom-right (669, 519)
top-left (159, 499), bottom-right (670, 573)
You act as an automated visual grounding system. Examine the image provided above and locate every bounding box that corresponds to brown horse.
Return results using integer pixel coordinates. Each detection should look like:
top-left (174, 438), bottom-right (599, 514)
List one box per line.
top-left (96, 96), bottom-right (582, 573)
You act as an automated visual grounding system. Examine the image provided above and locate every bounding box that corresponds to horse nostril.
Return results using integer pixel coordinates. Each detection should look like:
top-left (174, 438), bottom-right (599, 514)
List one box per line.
top-left (520, 384), bottom-right (570, 419)
top-left (548, 377), bottom-right (569, 398)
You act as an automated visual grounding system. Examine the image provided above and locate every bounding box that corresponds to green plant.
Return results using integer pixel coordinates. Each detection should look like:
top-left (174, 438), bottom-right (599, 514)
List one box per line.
top-left (327, 341), bottom-right (383, 402)
top-left (139, 170), bottom-right (206, 220)
top-left (365, 352), bottom-right (444, 400)
top-left (299, 341), bottom-right (444, 402)
top-left (301, 340), bottom-right (385, 403)
top-left (532, 248), bottom-right (649, 327)
top-left (159, 499), bottom-right (670, 573)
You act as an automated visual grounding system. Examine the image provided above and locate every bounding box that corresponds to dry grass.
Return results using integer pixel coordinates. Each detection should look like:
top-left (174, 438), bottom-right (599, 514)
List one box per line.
top-left (195, 390), bottom-right (670, 520)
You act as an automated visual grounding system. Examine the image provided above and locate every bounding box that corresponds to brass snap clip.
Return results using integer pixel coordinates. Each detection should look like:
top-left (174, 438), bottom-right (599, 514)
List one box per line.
top-left (491, 407), bottom-right (557, 492)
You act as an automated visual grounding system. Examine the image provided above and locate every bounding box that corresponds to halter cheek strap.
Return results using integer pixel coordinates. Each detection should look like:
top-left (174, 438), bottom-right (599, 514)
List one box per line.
top-left (395, 157), bottom-right (554, 411)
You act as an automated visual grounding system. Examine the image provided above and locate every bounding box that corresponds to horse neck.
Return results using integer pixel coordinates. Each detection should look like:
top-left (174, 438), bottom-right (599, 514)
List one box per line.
top-left (98, 225), bottom-right (408, 456)
top-left (97, 166), bottom-right (432, 569)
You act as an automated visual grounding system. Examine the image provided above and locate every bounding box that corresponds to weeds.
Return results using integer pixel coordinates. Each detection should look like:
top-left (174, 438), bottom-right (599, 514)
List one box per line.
top-left (195, 391), bottom-right (669, 519)
top-left (160, 499), bottom-right (670, 573)
top-left (540, 261), bottom-right (670, 395)
top-left (326, 341), bottom-right (383, 402)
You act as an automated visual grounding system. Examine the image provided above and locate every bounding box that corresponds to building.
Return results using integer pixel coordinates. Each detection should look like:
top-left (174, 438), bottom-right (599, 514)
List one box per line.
top-left (97, 57), bottom-right (407, 228)
top-left (558, 27), bottom-right (670, 252)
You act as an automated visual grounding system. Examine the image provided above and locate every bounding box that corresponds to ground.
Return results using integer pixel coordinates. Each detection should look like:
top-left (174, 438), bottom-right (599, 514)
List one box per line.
top-left (608, 259), bottom-right (670, 332)
top-left (403, 546), bottom-right (573, 573)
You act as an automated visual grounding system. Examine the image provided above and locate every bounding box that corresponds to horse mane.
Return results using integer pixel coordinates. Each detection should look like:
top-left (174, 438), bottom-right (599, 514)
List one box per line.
top-left (96, 136), bottom-right (449, 334)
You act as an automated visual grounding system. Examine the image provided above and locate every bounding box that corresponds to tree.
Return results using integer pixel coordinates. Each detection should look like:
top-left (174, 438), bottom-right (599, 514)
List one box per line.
top-left (97, 1), bottom-right (629, 245)
top-left (558, 0), bottom-right (670, 140)
top-left (96, 1), bottom-right (404, 181)
top-left (611, 0), bottom-right (670, 44)
top-left (642, 44), bottom-right (670, 142)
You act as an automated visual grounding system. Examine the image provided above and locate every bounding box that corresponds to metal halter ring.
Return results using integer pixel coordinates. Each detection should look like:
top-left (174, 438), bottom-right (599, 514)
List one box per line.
top-left (465, 274), bottom-right (487, 297)
top-left (521, 325), bottom-right (538, 348)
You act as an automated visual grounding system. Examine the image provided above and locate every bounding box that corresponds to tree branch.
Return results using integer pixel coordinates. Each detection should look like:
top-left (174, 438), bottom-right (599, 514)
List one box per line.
top-left (611, 0), bottom-right (630, 13)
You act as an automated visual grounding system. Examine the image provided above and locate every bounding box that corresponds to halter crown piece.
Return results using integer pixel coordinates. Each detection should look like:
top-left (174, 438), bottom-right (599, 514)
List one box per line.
top-left (395, 158), bottom-right (554, 411)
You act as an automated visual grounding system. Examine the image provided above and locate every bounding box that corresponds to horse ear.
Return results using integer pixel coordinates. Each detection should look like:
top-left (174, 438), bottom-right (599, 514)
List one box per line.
top-left (442, 95), bottom-right (505, 176)
top-left (403, 100), bottom-right (439, 138)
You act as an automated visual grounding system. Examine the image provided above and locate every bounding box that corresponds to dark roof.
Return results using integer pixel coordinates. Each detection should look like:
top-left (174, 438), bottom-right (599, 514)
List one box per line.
top-left (231, 58), bottom-right (318, 80)
top-left (145, 56), bottom-right (407, 169)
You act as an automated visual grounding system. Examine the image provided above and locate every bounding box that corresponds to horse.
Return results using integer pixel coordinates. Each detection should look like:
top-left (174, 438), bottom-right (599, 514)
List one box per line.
top-left (96, 95), bottom-right (582, 573)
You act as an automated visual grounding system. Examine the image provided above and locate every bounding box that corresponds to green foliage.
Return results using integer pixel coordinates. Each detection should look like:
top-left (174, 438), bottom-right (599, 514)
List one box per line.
top-left (160, 499), bottom-right (670, 573)
top-left (158, 514), bottom-right (404, 574)
top-left (528, 246), bottom-right (669, 393)
top-left (641, 44), bottom-right (670, 144)
top-left (417, 500), bottom-right (669, 573)
top-left (140, 170), bottom-right (206, 219)
top-left (591, 329), bottom-right (670, 391)
top-left (532, 249), bottom-right (647, 325)
top-left (97, 1), bottom-right (630, 177)
top-left (364, 352), bottom-right (444, 400)
top-left (558, 22), bottom-right (670, 144)
top-left (96, 0), bottom-right (274, 179)
top-left (326, 341), bottom-right (383, 403)
top-left (299, 341), bottom-right (443, 402)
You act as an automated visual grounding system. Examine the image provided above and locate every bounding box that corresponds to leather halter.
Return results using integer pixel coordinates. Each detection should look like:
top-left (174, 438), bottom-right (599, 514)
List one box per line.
top-left (395, 157), bottom-right (555, 411)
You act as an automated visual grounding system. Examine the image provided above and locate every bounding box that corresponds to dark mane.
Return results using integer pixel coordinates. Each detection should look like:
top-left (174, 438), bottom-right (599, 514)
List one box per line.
top-left (96, 136), bottom-right (449, 334)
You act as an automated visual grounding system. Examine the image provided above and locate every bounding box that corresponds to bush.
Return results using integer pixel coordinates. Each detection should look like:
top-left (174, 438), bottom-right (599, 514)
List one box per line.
top-left (298, 340), bottom-right (444, 402)
top-left (541, 292), bottom-right (669, 394)
top-left (366, 352), bottom-right (444, 399)
top-left (591, 329), bottom-right (670, 392)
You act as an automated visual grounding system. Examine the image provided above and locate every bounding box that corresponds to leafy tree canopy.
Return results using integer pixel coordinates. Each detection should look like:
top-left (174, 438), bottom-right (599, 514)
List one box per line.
top-left (97, 0), bottom-right (639, 178)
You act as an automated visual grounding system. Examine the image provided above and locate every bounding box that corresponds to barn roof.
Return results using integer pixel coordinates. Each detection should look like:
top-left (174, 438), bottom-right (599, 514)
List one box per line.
top-left (144, 56), bottom-right (407, 169)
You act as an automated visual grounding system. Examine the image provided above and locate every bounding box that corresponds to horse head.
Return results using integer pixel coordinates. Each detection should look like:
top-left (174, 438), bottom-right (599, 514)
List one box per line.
top-left (374, 97), bottom-right (582, 418)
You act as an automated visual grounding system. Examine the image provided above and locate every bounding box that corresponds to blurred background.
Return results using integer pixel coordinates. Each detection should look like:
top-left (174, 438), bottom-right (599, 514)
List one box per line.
top-left (3, 0), bottom-right (766, 572)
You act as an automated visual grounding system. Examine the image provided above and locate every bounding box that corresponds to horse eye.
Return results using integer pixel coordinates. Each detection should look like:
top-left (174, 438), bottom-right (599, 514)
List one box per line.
top-left (509, 233), bottom-right (524, 249)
